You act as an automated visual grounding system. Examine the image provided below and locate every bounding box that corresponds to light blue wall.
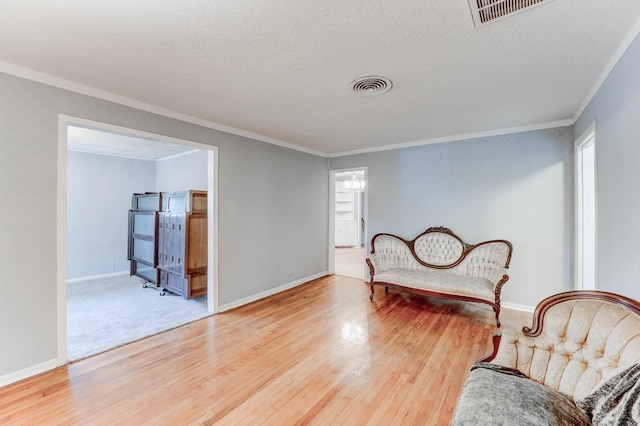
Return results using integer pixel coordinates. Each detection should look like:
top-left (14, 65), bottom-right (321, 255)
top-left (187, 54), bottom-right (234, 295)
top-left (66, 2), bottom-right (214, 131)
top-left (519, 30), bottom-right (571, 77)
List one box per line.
top-left (330, 127), bottom-right (574, 307)
top-left (220, 140), bottom-right (329, 304)
top-left (574, 33), bottom-right (640, 301)
top-left (156, 150), bottom-right (208, 192)
top-left (0, 71), bottom-right (328, 379)
top-left (67, 151), bottom-right (156, 279)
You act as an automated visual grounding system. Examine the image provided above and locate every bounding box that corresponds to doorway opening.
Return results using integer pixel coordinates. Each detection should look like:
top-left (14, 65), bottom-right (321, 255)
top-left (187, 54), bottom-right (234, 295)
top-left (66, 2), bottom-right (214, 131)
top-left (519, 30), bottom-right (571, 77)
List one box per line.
top-left (57, 115), bottom-right (218, 364)
top-left (330, 169), bottom-right (367, 280)
top-left (575, 122), bottom-right (597, 290)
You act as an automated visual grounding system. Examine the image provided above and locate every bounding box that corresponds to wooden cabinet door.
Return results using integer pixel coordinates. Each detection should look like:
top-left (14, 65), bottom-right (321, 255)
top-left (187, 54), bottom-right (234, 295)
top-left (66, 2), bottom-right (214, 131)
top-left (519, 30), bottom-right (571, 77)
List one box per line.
top-left (158, 212), bottom-right (170, 270)
top-left (157, 212), bottom-right (165, 270)
top-left (171, 213), bottom-right (186, 276)
top-left (167, 214), bottom-right (177, 273)
top-left (158, 213), bottom-right (187, 277)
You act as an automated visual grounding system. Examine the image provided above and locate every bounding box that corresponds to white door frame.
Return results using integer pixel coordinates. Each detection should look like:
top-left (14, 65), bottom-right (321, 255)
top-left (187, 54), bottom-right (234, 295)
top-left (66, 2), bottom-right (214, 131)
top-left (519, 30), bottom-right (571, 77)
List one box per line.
top-left (56, 115), bottom-right (219, 365)
top-left (574, 121), bottom-right (597, 290)
top-left (329, 167), bottom-right (368, 278)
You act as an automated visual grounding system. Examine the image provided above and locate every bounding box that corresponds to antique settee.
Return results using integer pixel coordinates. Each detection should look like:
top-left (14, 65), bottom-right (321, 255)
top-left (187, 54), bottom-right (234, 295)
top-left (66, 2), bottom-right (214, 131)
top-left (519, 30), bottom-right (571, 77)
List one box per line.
top-left (366, 227), bottom-right (512, 326)
top-left (453, 291), bottom-right (640, 425)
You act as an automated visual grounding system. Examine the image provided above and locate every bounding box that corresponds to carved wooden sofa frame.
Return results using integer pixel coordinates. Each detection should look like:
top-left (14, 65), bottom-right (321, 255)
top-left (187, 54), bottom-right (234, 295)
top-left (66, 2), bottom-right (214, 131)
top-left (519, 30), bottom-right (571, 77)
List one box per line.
top-left (366, 227), bottom-right (512, 326)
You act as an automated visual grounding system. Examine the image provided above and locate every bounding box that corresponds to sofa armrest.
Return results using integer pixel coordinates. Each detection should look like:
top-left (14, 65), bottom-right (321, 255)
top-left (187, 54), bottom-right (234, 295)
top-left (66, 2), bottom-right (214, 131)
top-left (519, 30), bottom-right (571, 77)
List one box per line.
top-left (478, 333), bottom-right (502, 363)
top-left (483, 329), bottom-right (526, 370)
top-left (366, 253), bottom-right (389, 277)
top-left (478, 331), bottom-right (529, 370)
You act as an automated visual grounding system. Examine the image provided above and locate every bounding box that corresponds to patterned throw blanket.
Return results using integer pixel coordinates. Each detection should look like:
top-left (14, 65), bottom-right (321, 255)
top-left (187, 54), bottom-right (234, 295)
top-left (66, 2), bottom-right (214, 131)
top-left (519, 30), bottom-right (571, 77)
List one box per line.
top-left (576, 363), bottom-right (640, 425)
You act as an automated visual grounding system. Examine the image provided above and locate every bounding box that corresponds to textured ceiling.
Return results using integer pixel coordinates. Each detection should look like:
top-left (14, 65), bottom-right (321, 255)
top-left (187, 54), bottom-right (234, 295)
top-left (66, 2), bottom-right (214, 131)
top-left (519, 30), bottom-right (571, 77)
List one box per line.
top-left (1, 1), bottom-right (640, 155)
top-left (67, 125), bottom-right (197, 161)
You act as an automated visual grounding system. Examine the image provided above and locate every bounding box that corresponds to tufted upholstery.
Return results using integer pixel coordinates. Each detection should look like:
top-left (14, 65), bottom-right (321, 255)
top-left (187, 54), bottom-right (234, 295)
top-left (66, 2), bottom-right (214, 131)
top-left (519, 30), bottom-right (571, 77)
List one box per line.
top-left (367, 227), bottom-right (512, 326)
top-left (489, 293), bottom-right (640, 400)
top-left (449, 242), bottom-right (511, 288)
top-left (414, 232), bottom-right (464, 265)
top-left (369, 234), bottom-right (424, 273)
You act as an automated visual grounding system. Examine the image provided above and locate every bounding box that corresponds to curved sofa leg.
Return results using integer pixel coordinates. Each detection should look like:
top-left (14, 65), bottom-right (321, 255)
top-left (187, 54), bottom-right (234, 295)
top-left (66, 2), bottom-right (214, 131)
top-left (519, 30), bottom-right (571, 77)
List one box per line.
top-left (369, 284), bottom-right (375, 301)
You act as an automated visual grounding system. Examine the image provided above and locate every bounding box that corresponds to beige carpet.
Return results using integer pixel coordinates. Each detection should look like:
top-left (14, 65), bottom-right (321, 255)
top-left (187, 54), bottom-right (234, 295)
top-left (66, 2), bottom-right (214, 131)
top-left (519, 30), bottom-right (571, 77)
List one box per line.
top-left (67, 275), bottom-right (209, 361)
top-left (335, 247), bottom-right (366, 280)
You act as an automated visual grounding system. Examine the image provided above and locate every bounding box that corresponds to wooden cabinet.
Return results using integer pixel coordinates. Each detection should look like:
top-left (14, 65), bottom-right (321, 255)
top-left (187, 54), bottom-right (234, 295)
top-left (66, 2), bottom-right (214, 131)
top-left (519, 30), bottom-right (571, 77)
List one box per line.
top-left (128, 190), bottom-right (207, 299)
top-left (158, 191), bottom-right (207, 299)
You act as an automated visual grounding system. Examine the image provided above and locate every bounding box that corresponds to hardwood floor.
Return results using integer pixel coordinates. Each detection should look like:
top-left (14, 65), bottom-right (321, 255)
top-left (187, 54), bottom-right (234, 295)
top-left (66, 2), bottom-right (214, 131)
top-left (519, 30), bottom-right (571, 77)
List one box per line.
top-left (0, 275), bottom-right (531, 425)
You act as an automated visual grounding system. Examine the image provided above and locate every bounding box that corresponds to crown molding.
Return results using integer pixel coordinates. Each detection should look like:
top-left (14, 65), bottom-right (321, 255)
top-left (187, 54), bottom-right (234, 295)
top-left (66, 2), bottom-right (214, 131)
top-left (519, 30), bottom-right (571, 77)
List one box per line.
top-left (0, 60), bottom-right (328, 158)
top-left (328, 119), bottom-right (574, 158)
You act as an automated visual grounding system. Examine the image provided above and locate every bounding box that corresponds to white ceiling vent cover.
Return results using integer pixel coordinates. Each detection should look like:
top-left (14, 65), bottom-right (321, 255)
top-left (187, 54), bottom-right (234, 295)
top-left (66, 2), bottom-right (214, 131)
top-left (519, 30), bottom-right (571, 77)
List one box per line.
top-left (468, 0), bottom-right (555, 27)
top-left (351, 76), bottom-right (393, 96)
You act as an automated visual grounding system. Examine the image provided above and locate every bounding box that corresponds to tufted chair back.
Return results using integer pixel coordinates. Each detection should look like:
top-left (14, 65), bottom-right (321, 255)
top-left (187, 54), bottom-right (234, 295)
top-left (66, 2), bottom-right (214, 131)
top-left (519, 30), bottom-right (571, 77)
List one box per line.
top-left (413, 231), bottom-right (465, 265)
top-left (488, 291), bottom-right (640, 399)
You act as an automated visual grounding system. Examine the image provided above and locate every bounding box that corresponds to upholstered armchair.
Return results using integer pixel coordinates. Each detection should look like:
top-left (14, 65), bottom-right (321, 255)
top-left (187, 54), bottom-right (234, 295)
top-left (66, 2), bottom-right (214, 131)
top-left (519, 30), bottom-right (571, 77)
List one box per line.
top-left (453, 291), bottom-right (640, 425)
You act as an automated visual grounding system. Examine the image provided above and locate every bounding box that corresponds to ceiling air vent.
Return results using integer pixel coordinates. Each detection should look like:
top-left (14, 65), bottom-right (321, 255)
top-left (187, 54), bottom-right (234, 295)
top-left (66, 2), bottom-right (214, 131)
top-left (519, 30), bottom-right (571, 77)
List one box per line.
top-left (468, 0), bottom-right (555, 27)
top-left (351, 76), bottom-right (393, 96)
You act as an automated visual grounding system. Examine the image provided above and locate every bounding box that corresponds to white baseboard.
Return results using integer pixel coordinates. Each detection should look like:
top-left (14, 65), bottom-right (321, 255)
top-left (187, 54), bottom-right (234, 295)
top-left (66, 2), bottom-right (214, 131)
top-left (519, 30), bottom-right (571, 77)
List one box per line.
top-left (503, 301), bottom-right (535, 313)
top-left (218, 271), bottom-right (328, 313)
top-left (0, 358), bottom-right (59, 388)
top-left (66, 270), bottom-right (129, 284)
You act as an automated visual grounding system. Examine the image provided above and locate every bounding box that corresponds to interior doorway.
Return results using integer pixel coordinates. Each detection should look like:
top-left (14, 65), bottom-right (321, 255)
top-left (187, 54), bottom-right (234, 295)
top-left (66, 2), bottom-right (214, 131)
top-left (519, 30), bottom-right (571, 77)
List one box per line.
top-left (330, 169), bottom-right (367, 280)
top-left (57, 115), bottom-right (218, 363)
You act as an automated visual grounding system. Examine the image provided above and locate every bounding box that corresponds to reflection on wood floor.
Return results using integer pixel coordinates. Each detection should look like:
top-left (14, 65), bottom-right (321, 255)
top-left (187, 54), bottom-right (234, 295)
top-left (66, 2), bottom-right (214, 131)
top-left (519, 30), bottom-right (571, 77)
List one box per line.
top-left (0, 275), bottom-right (531, 425)
top-left (335, 246), bottom-right (365, 280)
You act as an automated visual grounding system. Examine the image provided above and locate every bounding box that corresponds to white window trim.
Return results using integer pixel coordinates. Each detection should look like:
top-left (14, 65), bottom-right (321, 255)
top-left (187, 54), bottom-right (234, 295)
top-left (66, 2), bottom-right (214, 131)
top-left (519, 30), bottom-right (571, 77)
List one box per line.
top-left (574, 121), bottom-right (597, 290)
